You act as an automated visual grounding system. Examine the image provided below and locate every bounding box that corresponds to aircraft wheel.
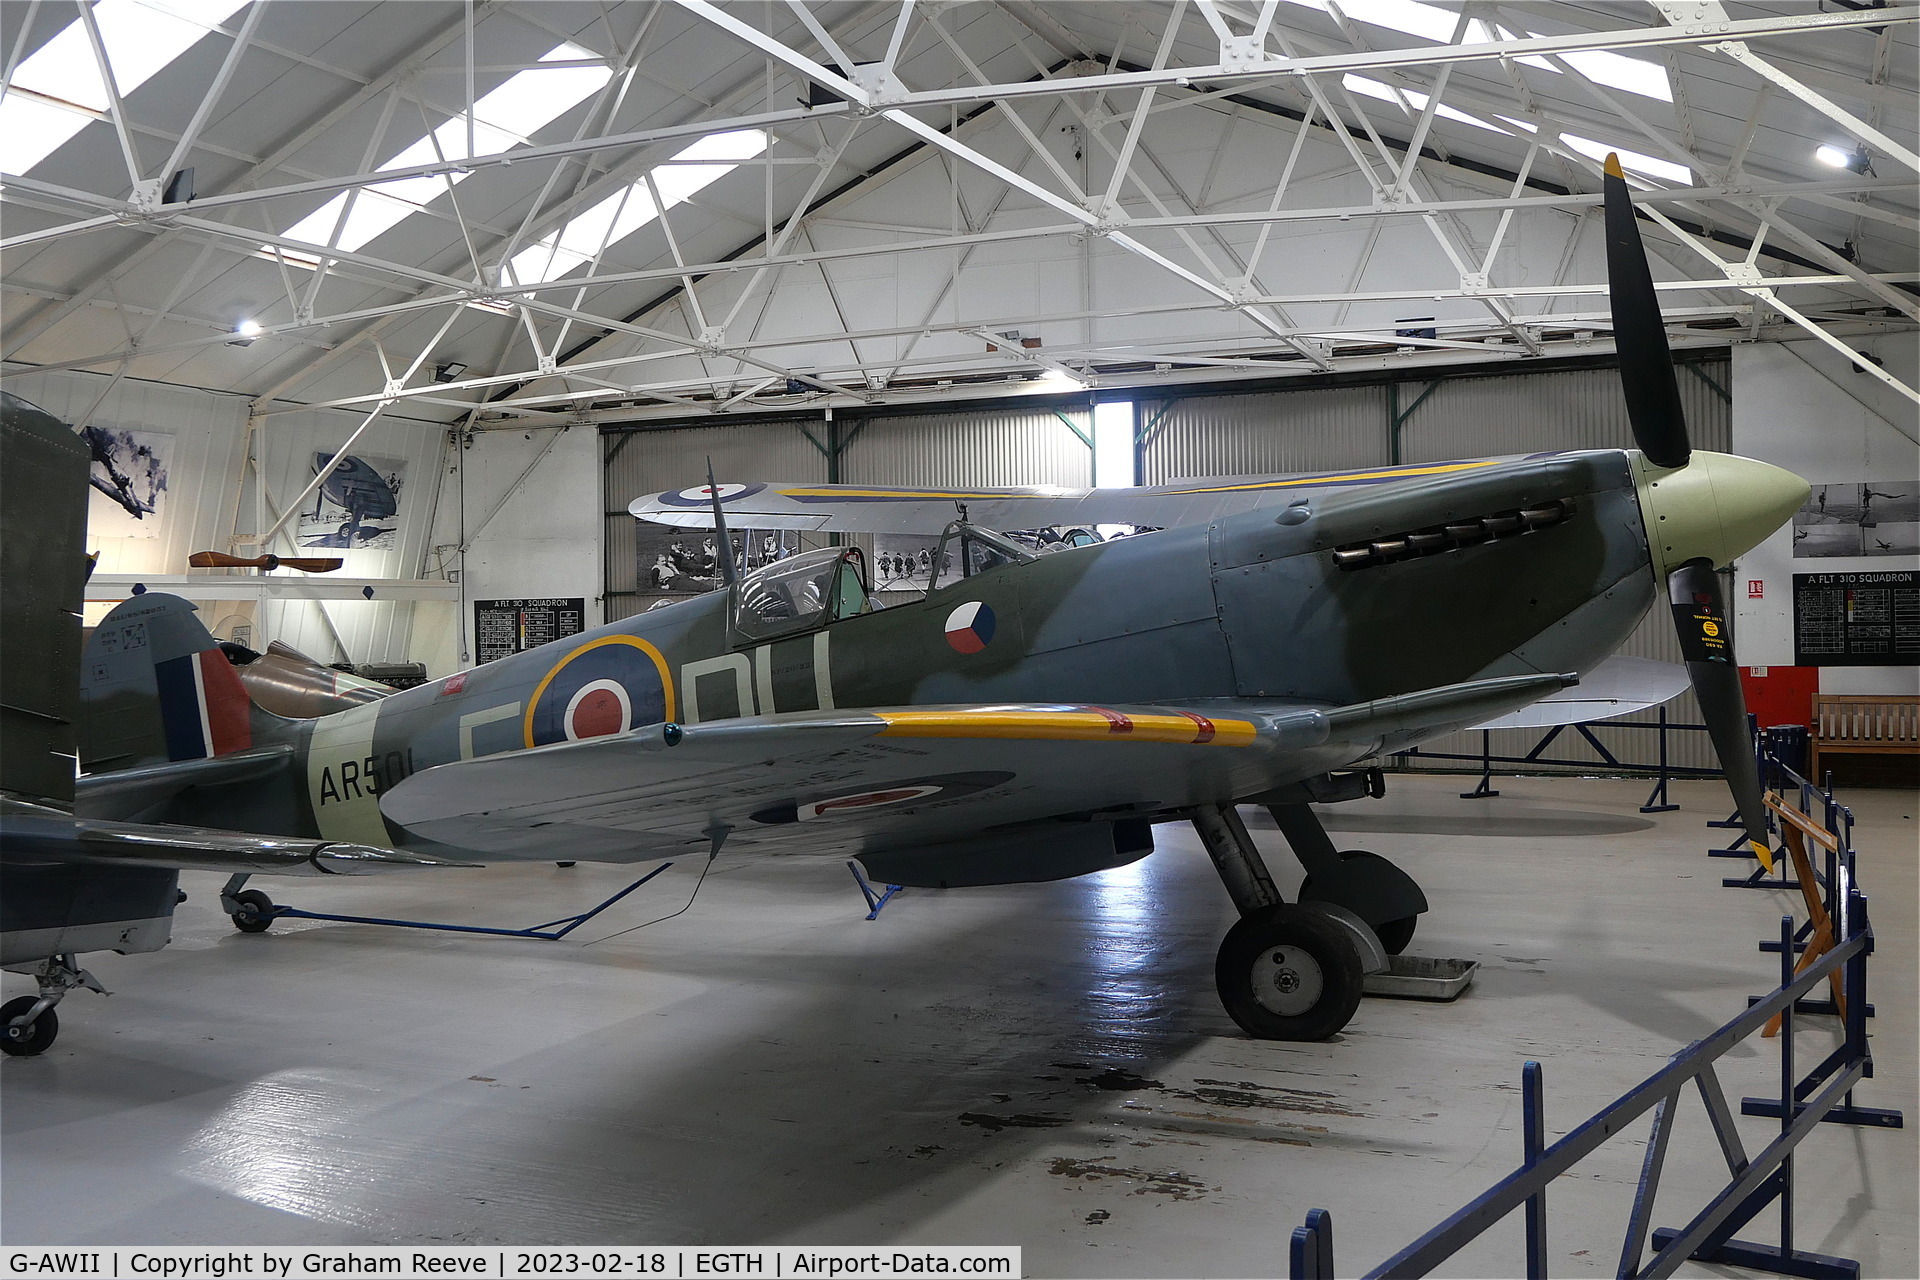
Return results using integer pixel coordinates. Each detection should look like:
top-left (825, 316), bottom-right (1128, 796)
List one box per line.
top-left (1215, 904), bottom-right (1364, 1041)
top-left (1301, 850), bottom-right (1421, 956)
top-left (556, 861), bottom-right (576, 868)
top-left (231, 889), bottom-right (277, 934)
top-left (1, 997), bottom-right (58, 1057)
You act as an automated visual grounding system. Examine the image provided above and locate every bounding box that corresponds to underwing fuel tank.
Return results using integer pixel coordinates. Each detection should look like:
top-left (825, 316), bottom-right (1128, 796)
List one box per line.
top-left (1630, 449), bottom-right (1810, 575)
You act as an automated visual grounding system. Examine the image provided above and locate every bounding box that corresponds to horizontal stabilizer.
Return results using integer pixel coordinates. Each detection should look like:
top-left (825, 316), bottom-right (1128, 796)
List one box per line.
top-left (76, 744), bottom-right (293, 820)
top-left (1468, 655), bottom-right (1688, 730)
top-left (3, 799), bottom-right (478, 875)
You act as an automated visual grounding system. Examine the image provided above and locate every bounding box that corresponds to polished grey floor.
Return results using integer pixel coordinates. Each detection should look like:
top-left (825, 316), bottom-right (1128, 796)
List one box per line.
top-left (4, 775), bottom-right (1915, 1278)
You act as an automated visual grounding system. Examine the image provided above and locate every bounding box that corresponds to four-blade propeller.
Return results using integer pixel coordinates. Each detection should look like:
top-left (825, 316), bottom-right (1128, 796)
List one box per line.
top-left (1603, 153), bottom-right (1775, 869)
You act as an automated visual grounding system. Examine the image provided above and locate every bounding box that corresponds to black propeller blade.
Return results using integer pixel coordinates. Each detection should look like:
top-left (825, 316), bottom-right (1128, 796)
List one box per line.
top-left (1602, 154), bottom-right (1691, 470)
top-left (1608, 153), bottom-right (1775, 865)
top-left (1668, 562), bottom-right (1773, 864)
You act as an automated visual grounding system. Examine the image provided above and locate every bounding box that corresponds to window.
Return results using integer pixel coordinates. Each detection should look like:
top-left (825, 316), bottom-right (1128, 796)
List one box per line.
top-left (1342, 74), bottom-right (1507, 135)
top-left (268, 44), bottom-right (610, 264)
top-left (501, 129), bottom-right (770, 289)
top-left (0, 0), bottom-right (251, 175)
top-left (1280, 0), bottom-right (1672, 102)
top-left (929, 524), bottom-right (1035, 593)
top-left (1092, 401), bottom-right (1138, 488)
top-left (731, 547), bottom-right (869, 643)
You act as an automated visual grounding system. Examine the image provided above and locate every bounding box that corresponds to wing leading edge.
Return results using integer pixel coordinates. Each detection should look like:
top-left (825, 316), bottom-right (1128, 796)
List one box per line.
top-left (627, 458), bottom-right (1520, 536)
top-left (378, 674), bottom-right (1573, 864)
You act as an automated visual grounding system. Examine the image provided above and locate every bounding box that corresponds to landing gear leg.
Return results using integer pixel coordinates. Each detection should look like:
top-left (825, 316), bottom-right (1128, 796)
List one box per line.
top-left (1, 954), bottom-right (108, 1057)
top-left (1191, 805), bottom-right (1368, 1041)
top-left (1267, 804), bottom-right (1427, 955)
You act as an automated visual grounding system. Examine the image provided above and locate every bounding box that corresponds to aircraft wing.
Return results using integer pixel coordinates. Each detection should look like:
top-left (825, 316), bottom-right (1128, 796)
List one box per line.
top-left (1, 798), bottom-right (477, 875)
top-left (627, 458), bottom-right (1516, 535)
top-left (1468, 656), bottom-right (1689, 730)
top-left (378, 675), bottom-right (1572, 864)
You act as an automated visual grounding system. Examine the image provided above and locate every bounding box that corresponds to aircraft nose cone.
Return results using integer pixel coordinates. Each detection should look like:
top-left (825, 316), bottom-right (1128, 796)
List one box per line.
top-left (1633, 450), bottom-right (1811, 576)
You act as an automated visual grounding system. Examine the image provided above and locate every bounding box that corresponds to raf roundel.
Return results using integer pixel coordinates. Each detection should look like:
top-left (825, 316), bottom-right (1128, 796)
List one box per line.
top-left (525, 636), bottom-right (673, 748)
top-left (658, 481), bottom-right (766, 509)
top-left (944, 600), bottom-right (996, 654)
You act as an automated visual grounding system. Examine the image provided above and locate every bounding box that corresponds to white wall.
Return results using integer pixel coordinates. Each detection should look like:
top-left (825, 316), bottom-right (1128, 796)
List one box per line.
top-left (1733, 332), bottom-right (1920, 695)
top-left (4, 361), bottom-right (452, 668)
top-left (432, 424), bottom-right (603, 665)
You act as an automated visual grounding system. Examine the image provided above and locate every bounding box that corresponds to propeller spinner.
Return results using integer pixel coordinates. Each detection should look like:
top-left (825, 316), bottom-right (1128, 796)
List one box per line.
top-left (1603, 154), bottom-right (1809, 868)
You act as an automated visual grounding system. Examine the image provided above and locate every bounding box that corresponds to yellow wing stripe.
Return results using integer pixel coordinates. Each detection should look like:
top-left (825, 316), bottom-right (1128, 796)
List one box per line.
top-left (873, 709), bottom-right (1257, 746)
top-left (774, 460), bottom-right (1496, 502)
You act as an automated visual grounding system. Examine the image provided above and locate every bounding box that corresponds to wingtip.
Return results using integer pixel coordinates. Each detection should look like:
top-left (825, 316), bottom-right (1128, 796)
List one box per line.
top-left (1603, 152), bottom-right (1625, 180)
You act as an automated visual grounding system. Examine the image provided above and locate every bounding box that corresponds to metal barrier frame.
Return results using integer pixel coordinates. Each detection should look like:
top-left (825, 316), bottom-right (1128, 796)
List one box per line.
top-left (1286, 759), bottom-right (1901, 1280)
top-left (1397, 708), bottom-right (1722, 812)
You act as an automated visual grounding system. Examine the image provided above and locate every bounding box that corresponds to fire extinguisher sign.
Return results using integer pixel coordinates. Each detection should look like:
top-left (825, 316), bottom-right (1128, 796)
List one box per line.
top-left (1748, 580), bottom-right (1765, 599)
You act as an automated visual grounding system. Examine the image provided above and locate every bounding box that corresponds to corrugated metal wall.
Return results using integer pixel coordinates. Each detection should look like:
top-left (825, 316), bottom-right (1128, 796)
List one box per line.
top-left (603, 359), bottom-right (1732, 774)
top-left (1141, 385), bottom-right (1386, 481)
top-left (842, 408), bottom-right (1093, 487)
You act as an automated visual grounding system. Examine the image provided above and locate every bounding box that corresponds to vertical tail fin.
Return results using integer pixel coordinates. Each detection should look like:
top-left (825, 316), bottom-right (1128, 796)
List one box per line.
top-left (82, 594), bottom-right (254, 770)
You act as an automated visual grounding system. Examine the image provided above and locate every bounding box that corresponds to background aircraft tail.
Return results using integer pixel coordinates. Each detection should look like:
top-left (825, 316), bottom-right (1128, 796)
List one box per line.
top-left (80, 593), bottom-right (295, 772)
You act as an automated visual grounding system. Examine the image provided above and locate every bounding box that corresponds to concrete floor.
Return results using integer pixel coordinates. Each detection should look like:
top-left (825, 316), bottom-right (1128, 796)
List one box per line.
top-left (4, 774), bottom-right (1914, 1278)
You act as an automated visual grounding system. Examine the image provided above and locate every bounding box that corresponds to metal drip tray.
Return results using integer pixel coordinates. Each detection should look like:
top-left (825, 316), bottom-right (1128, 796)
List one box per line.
top-left (1363, 955), bottom-right (1478, 1001)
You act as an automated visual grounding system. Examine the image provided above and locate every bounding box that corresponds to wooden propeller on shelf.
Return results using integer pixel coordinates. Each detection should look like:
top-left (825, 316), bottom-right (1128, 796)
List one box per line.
top-left (189, 551), bottom-right (345, 573)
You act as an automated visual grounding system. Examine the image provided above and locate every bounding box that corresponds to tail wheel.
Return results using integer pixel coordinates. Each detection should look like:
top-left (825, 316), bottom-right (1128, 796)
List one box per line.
top-left (231, 888), bottom-right (277, 933)
top-left (1, 996), bottom-right (58, 1057)
top-left (1215, 904), bottom-right (1364, 1041)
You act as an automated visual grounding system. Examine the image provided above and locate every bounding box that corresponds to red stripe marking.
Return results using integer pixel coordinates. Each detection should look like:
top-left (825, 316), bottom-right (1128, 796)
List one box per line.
top-left (1091, 707), bottom-right (1134, 735)
top-left (196, 649), bottom-right (253, 755)
top-left (1178, 711), bottom-right (1216, 744)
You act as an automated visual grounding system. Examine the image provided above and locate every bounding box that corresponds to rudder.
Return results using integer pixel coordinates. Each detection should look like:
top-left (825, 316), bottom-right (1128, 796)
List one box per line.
top-left (82, 593), bottom-right (254, 770)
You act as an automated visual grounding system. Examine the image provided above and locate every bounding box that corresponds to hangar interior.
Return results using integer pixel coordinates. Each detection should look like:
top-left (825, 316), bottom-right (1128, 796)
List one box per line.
top-left (2, 0), bottom-right (1917, 1273)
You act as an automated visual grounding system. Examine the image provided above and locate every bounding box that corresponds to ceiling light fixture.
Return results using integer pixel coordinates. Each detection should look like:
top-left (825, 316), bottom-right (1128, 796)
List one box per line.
top-left (1815, 143), bottom-right (1872, 174)
top-left (228, 319), bottom-right (262, 347)
top-left (434, 362), bottom-right (468, 383)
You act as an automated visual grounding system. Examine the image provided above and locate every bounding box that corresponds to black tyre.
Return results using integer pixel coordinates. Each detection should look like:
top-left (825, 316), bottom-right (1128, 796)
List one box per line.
top-left (231, 888), bottom-right (277, 933)
top-left (1214, 904), bottom-right (1365, 1041)
top-left (1301, 850), bottom-right (1420, 956)
top-left (1, 996), bottom-right (58, 1057)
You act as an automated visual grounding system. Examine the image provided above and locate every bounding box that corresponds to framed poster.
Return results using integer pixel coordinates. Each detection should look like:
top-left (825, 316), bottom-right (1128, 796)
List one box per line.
top-left (1792, 571), bottom-right (1919, 666)
top-left (474, 597), bottom-right (587, 664)
top-left (80, 425), bottom-right (170, 539)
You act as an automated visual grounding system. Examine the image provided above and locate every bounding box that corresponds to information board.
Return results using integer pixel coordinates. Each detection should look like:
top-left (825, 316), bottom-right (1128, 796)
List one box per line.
top-left (474, 597), bottom-right (586, 664)
top-left (1791, 571), bottom-right (1919, 667)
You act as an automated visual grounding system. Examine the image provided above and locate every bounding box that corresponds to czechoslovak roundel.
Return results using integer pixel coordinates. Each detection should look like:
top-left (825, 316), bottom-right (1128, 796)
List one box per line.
top-left (944, 601), bottom-right (995, 653)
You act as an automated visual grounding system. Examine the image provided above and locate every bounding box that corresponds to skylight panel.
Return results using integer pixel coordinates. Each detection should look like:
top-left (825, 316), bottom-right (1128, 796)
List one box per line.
top-left (272, 44), bottom-right (610, 262)
top-left (1342, 74), bottom-right (1507, 134)
top-left (501, 129), bottom-right (769, 290)
top-left (1554, 49), bottom-right (1672, 102)
top-left (1278, 2), bottom-right (1671, 102)
top-left (0, 0), bottom-right (250, 174)
top-left (1561, 135), bottom-right (1691, 185)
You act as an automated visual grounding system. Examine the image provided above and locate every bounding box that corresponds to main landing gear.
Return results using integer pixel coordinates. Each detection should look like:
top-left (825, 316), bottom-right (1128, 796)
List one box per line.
top-left (1, 954), bottom-right (108, 1057)
top-left (1189, 780), bottom-right (1428, 1041)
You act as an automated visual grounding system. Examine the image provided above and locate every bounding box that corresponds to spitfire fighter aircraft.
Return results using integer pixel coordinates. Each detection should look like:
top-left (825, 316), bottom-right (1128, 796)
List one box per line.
top-left (12, 159), bottom-right (1806, 1049)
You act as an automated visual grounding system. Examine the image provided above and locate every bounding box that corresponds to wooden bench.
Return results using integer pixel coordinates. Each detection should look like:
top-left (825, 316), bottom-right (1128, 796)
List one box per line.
top-left (1809, 694), bottom-right (1920, 780)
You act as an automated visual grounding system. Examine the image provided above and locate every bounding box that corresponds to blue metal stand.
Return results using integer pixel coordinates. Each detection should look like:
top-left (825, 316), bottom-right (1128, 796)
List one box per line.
top-left (1283, 745), bottom-right (1901, 1280)
top-left (847, 862), bottom-right (903, 920)
top-left (1639, 707), bottom-right (1680, 812)
top-left (258, 862), bottom-right (676, 940)
top-left (1458, 730), bottom-right (1500, 798)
